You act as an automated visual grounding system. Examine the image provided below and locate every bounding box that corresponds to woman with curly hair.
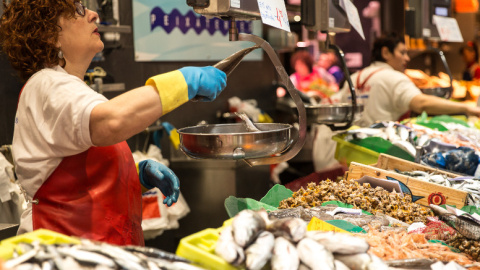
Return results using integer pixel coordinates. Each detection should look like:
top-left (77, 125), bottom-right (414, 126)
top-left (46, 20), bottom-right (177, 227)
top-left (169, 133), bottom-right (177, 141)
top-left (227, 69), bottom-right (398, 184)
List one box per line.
top-left (0, 0), bottom-right (226, 245)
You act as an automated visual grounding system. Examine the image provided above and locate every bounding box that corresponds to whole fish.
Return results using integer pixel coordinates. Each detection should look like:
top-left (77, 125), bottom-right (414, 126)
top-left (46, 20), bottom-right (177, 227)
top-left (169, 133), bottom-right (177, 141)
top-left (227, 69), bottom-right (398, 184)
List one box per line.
top-left (271, 237), bottom-right (299, 270)
top-left (232, 210), bottom-right (266, 247)
top-left (214, 226), bottom-right (245, 265)
top-left (235, 112), bottom-right (261, 132)
top-left (245, 231), bottom-right (275, 270)
top-left (297, 238), bottom-right (335, 270)
top-left (305, 231), bottom-right (369, 254)
top-left (124, 245), bottom-right (190, 263)
top-left (267, 218), bottom-right (306, 243)
top-left (385, 258), bottom-right (436, 268)
top-left (4, 246), bottom-right (40, 269)
top-left (430, 204), bottom-right (480, 240)
top-left (56, 247), bottom-right (116, 268)
top-left (334, 253), bottom-right (389, 270)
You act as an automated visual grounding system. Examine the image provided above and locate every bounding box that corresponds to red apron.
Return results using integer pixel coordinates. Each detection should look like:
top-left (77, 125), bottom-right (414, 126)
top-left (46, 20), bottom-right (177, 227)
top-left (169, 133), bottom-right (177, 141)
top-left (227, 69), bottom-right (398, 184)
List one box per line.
top-left (18, 84), bottom-right (144, 246)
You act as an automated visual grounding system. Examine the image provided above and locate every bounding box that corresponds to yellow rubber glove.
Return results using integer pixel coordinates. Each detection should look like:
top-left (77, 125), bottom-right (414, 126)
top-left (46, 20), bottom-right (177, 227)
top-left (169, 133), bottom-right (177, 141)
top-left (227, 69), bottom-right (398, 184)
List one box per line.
top-left (146, 67), bottom-right (227, 114)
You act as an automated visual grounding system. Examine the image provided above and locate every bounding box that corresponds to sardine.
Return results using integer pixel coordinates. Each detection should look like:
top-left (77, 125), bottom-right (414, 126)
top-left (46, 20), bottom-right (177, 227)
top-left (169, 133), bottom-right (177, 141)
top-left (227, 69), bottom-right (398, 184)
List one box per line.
top-left (297, 238), bottom-right (335, 270)
top-left (56, 247), bottom-right (116, 268)
top-left (305, 231), bottom-right (369, 254)
top-left (124, 245), bottom-right (190, 263)
top-left (4, 246), bottom-right (40, 269)
top-left (245, 231), bottom-right (275, 270)
top-left (232, 210), bottom-right (266, 247)
top-left (214, 226), bottom-right (245, 265)
top-left (271, 237), bottom-right (299, 270)
top-left (267, 218), bottom-right (306, 243)
top-left (430, 204), bottom-right (480, 240)
top-left (235, 112), bottom-right (260, 132)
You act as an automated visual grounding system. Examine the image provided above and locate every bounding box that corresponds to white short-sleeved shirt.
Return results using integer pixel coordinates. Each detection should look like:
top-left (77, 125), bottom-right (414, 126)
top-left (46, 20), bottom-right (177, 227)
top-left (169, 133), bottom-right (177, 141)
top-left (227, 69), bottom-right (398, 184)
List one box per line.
top-left (12, 66), bottom-right (108, 233)
top-left (336, 61), bottom-right (422, 127)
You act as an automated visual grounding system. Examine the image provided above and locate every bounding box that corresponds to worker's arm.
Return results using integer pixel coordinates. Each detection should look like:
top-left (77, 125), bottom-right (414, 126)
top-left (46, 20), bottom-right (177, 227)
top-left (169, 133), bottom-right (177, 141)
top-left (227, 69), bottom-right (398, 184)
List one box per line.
top-left (89, 67), bottom-right (226, 146)
top-left (409, 93), bottom-right (480, 116)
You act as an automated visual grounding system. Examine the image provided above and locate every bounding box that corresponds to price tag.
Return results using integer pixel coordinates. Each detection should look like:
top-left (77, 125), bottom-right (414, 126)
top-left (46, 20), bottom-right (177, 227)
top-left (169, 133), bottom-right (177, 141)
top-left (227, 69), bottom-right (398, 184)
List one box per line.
top-left (433, 15), bottom-right (464, 42)
top-left (339, 0), bottom-right (365, 40)
top-left (257, 0), bottom-right (291, 32)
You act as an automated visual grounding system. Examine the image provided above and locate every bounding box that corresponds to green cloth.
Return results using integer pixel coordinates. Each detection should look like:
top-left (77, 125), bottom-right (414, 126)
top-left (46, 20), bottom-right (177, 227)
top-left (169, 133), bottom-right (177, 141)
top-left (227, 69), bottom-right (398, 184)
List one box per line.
top-left (224, 196), bottom-right (278, 218)
top-left (260, 184), bottom-right (293, 208)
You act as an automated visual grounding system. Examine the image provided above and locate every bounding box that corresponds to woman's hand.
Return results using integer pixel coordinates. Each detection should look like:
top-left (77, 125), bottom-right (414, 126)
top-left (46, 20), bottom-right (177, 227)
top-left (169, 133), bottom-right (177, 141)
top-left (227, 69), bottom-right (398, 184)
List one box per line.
top-left (138, 159), bottom-right (180, 206)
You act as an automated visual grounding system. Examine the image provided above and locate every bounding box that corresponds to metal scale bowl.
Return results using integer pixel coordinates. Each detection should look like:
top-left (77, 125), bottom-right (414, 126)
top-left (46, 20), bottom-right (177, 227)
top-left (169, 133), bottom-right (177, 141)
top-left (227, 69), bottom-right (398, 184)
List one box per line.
top-left (417, 49), bottom-right (453, 99)
top-left (177, 9), bottom-right (307, 165)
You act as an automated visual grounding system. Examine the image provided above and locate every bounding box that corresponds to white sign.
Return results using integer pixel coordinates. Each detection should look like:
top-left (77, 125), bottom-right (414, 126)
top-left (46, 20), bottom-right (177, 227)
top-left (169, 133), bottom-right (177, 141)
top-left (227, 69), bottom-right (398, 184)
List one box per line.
top-left (257, 0), bottom-right (291, 32)
top-left (433, 15), bottom-right (464, 43)
top-left (339, 0), bottom-right (365, 40)
top-left (231, 0), bottom-right (240, 8)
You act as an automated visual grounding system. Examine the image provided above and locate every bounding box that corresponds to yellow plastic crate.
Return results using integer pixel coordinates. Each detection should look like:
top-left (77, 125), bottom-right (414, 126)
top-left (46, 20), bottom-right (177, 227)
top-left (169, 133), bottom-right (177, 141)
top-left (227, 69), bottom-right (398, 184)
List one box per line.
top-left (332, 135), bottom-right (380, 166)
top-left (176, 227), bottom-right (242, 270)
top-left (0, 229), bottom-right (80, 260)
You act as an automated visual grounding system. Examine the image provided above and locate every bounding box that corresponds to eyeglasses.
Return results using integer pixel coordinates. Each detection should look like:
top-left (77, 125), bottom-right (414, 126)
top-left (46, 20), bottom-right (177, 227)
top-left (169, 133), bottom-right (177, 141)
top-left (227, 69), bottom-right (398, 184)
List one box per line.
top-left (74, 1), bottom-right (86, 17)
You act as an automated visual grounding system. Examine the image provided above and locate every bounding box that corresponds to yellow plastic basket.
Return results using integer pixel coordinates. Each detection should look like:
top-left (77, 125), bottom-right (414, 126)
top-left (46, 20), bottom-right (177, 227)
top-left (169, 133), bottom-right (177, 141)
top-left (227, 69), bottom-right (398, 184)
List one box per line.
top-left (0, 229), bottom-right (80, 260)
top-left (332, 135), bottom-right (380, 166)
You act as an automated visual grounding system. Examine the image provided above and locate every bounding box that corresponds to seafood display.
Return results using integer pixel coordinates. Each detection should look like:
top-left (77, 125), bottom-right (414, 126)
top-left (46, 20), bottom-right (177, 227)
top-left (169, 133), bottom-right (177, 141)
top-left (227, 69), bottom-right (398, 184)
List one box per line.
top-left (278, 180), bottom-right (434, 224)
top-left (215, 209), bottom-right (388, 270)
top-left (354, 229), bottom-right (480, 268)
top-left (2, 239), bottom-right (202, 270)
top-left (429, 204), bottom-right (480, 240)
top-left (446, 236), bottom-right (480, 262)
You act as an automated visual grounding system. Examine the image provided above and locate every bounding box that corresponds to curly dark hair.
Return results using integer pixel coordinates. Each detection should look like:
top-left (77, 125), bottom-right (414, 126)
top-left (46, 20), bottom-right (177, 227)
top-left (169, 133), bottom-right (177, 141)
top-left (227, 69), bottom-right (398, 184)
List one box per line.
top-left (0, 0), bottom-right (78, 81)
top-left (290, 50), bottom-right (314, 74)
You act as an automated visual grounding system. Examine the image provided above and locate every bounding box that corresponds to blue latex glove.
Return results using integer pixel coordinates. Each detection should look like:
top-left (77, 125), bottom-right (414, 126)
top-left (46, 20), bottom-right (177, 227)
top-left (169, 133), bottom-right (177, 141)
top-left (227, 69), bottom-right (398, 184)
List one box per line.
top-left (138, 160), bottom-right (180, 206)
top-left (179, 66), bottom-right (227, 101)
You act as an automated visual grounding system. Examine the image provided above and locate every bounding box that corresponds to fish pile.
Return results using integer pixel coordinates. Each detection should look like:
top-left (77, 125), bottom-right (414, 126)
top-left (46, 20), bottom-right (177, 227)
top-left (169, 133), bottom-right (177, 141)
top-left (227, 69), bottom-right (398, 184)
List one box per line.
top-left (2, 239), bottom-right (202, 270)
top-left (215, 209), bottom-right (389, 270)
top-left (394, 170), bottom-right (480, 207)
top-left (446, 236), bottom-right (480, 262)
top-left (268, 205), bottom-right (409, 232)
top-left (429, 204), bottom-right (480, 241)
top-left (354, 229), bottom-right (480, 269)
top-left (278, 180), bottom-right (433, 224)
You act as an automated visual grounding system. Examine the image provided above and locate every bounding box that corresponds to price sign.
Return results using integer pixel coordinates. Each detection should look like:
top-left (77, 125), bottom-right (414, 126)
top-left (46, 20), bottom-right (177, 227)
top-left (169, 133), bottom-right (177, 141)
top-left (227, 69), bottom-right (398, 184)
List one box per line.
top-left (433, 15), bottom-right (464, 42)
top-left (339, 0), bottom-right (365, 40)
top-left (257, 0), bottom-right (291, 32)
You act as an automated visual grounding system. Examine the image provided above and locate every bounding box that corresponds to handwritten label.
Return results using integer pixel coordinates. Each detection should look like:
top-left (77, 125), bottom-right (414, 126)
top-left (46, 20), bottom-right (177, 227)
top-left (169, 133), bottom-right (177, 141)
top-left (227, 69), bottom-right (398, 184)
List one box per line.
top-left (433, 15), bottom-right (464, 42)
top-left (257, 0), bottom-right (290, 32)
top-left (231, 0), bottom-right (240, 9)
top-left (339, 0), bottom-right (365, 40)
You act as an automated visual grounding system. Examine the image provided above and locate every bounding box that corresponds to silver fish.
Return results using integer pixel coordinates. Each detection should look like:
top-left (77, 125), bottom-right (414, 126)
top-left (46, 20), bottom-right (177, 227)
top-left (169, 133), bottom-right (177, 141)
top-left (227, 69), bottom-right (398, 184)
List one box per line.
top-left (232, 210), bottom-right (266, 247)
top-left (235, 112), bottom-right (260, 132)
top-left (271, 237), bottom-right (299, 270)
top-left (334, 253), bottom-right (389, 270)
top-left (305, 231), bottom-right (369, 254)
top-left (124, 245), bottom-right (189, 263)
top-left (245, 231), bottom-right (275, 270)
top-left (297, 238), bottom-right (335, 270)
top-left (4, 246), bottom-right (40, 269)
top-left (214, 226), bottom-right (245, 265)
top-left (385, 258), bottom-right (436, 268)
top-left (267, 218), bottom-right (306, 243)
top-left (56, 247), bottom-right (116, 268)
top-left (430, 204), bottom-right (480, 240)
